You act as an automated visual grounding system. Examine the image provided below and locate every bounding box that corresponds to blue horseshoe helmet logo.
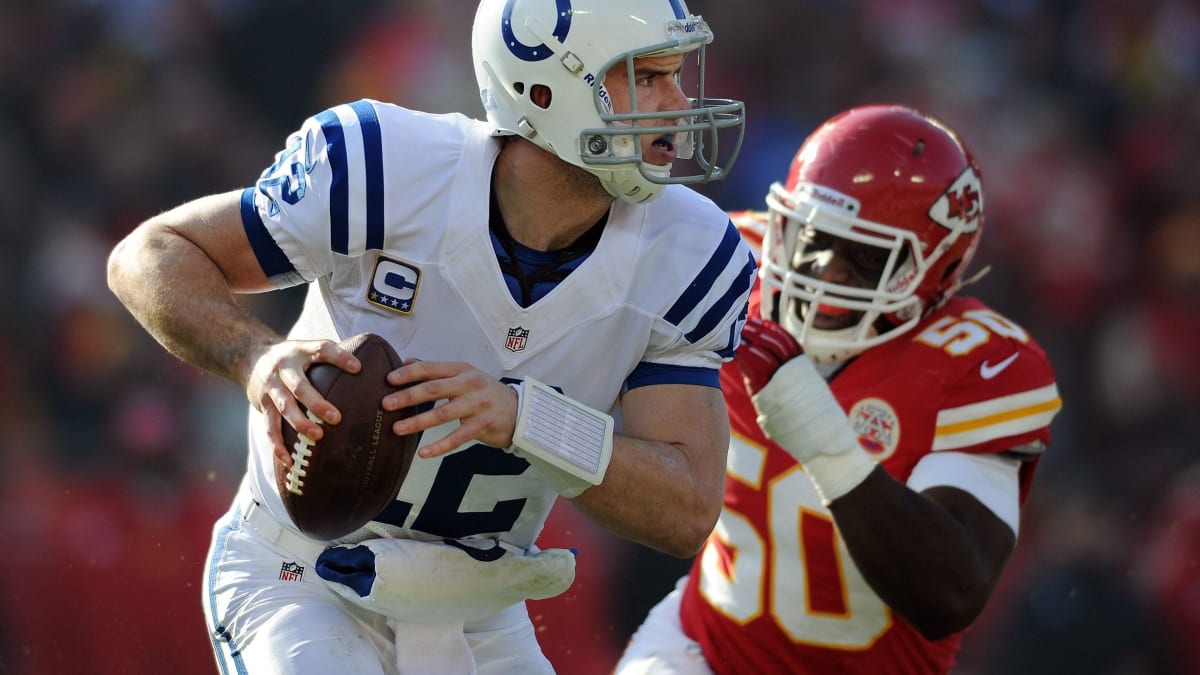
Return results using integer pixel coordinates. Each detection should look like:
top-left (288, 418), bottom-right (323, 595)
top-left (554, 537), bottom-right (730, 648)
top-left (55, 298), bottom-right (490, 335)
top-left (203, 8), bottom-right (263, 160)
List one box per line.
top-left (502, 0), bottom-right (574, 62)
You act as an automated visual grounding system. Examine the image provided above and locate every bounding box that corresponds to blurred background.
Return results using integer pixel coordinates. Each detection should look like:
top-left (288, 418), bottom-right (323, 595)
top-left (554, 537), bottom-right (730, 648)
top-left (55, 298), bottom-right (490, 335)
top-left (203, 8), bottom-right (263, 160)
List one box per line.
top-left (0, 0), bottom-right (1197, 673)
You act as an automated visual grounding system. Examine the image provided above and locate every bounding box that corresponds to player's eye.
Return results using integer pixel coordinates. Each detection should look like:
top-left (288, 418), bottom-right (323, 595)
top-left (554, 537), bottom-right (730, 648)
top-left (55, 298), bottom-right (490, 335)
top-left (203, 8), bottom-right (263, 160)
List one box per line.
top-left (800, 228), bottom-right (835, 252)
top-left (846, 243), bottom-right (906, 285)
top-left (849, 246), bottom-right (888, 275)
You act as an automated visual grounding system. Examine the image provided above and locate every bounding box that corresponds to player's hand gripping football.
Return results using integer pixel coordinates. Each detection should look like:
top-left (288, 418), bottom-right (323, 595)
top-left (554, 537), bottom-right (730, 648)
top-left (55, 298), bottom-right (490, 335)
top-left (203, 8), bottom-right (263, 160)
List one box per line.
top-left (382, 360), bottom-right (519, 458)
top-left (244, 339), bottom-right (361, 465)
top-left (735, 316), bottom-right (861, 467)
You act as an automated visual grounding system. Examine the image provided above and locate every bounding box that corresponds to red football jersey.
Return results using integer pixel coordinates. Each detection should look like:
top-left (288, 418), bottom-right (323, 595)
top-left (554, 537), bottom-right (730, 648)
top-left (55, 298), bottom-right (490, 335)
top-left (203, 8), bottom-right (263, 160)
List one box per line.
top-left (679, 215), bottom-right (1062, 674)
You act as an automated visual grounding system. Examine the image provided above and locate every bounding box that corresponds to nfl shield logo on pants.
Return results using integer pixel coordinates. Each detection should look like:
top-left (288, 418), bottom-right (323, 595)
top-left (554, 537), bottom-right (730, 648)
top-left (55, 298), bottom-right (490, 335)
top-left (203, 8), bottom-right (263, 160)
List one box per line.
top-left (505, 327), bottom-right (529, 353)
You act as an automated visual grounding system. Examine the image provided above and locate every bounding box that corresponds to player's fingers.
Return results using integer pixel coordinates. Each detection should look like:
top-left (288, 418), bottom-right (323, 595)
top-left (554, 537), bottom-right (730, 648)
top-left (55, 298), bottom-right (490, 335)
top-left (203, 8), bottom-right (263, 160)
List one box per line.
top-left (263, 406), bottom-right (291, 466)
top-left (759, 328), bottom-right (800, 361)
top-left (417, 428), bottom-right (469, 458)
top-left (269, 380), bottom-right (325, 441)
top-left (415, 412), bottom-right (498, 458)
top-left (383, 380), bottom-right (445, 412)
top-left (384, 363), bottom-right (488, 410)
top-left (740, 315), bottom-right (767, 342)
top-left (392, 398), bottom-right (461, 436)
top-left (308, 339), bottom-right (361, 373)
top-left (385, 358), bottom-right (469, 387)
top-left (281, 363), bottom-right (342, 425)
top-left (735, 343), bottom-right (780, 394)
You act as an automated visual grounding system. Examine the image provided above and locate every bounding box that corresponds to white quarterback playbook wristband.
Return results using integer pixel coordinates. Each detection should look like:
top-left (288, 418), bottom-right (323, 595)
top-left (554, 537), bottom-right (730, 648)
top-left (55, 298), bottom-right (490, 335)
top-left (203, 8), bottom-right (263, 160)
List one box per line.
top-left (507, 378), bottom-right (614, 496)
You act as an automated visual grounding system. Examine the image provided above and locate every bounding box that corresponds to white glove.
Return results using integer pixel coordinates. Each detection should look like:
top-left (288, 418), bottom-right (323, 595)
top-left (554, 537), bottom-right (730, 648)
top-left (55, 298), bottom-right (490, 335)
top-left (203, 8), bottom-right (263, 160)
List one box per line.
top-left (750, 354), bottom-right (876, 503)
top-left (314, 537), bottom-right (576, 624)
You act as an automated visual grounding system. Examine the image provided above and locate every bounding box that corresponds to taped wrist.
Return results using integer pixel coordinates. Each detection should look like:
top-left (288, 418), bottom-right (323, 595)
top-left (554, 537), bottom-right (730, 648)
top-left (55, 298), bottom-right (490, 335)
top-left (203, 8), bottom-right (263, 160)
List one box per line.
top-left (803, 448), bottom-right (876, 505)
top-left (506, 378), bottom-right (614, 498)
top-left (752, 356), bottom-right (858, 460)
top-left (750, 356), bottom-right (875, 503)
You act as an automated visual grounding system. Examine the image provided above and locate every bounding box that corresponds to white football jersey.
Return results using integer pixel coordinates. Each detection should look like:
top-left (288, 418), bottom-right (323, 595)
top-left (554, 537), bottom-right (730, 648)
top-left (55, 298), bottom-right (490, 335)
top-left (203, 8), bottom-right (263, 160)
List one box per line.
top-left (239, 99), bottom-right (755, 550)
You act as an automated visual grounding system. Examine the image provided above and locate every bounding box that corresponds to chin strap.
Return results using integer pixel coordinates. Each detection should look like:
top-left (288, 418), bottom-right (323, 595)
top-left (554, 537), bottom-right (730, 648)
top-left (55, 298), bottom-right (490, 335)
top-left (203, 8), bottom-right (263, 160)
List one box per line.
top-left (945, 264), bottom-right (992, 298)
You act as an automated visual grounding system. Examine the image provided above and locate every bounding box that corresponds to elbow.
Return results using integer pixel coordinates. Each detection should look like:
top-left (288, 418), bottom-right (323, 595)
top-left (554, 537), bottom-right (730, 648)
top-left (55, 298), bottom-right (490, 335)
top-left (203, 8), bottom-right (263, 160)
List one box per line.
top-left (911, 616), bottom-right (971, 643)
top-left (107, 237), bottom-right (133, 299)
top-left (658, 532), bottom-right (707, 559)
top-left (659, 504), bottom-right (721, 559)
top-left (107, 223), bottom-right (155, 299)
top-left (662, 530), bottom-right (706, 559)
top-left (905, 588), bottom-right (990, 641)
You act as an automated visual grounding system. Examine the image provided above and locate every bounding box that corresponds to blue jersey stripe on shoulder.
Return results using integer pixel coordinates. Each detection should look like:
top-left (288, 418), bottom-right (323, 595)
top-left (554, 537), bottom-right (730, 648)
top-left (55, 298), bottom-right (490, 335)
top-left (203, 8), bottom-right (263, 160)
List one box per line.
top-left (627, 362), bottom-right (720, 390)
top-left (664, 224), bottom-right (742, 326)
top-left (685, 249), bottom-right (755, 345)
top-left (716, 270), bottom-right (752, 358)
top-left (349, 100), bottom-right (385, 250)
top-left (240, 188), bottom-right (295, 278)
top-left (315, 109), bottom-right (349, 254)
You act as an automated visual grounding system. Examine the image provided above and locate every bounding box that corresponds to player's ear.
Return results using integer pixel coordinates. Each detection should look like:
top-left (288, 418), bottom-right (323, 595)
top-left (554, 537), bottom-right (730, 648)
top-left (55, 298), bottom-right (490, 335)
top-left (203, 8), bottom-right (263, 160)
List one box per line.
top-left (530, 84), bottom-right (552, 110)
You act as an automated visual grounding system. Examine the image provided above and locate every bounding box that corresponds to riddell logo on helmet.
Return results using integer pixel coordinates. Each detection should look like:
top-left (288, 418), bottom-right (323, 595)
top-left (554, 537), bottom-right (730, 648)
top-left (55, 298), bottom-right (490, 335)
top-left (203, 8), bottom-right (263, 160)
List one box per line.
top-left (798, 183), bottom-right (860, 214)
top-left (885, 263), bottom-right (918, 295)
top-left (584, 73), bottom-right (614, 114)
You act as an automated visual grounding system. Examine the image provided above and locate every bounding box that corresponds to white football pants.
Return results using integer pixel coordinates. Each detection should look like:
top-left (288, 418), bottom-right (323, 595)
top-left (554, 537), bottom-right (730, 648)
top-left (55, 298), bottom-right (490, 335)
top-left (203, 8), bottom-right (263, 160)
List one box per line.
top-left (201, 479), bottom-right (553, 675)
top-left (615, 577), bottom-right (715, 675)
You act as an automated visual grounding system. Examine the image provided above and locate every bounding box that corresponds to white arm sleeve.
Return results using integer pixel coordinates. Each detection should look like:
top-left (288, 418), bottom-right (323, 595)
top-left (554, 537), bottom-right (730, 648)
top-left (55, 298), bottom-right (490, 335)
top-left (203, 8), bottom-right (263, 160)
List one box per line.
top-left (906, 451), bottom-right (1022, 536)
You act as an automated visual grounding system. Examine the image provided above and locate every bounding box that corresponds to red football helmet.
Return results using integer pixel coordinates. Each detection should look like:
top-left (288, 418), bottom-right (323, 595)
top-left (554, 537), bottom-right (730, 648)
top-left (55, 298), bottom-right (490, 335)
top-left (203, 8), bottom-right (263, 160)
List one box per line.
top-left (760, 104), bottom-right (985, 364)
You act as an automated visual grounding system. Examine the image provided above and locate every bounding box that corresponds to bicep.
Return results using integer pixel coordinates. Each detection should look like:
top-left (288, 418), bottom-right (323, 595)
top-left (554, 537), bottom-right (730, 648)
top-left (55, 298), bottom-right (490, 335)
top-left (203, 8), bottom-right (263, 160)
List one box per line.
top-left (911, 452), bottom-right (1022, 581)
top-left (908, 451), bottom-right (1023, 536)
top-left (619, 383), bottom-right (729, 484)
top-left (143, 189), bottom-right (272, 293)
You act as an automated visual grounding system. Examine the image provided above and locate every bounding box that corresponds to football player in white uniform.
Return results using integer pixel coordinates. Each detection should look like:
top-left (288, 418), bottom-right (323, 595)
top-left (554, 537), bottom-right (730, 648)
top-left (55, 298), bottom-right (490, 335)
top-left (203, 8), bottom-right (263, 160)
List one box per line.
top-left (106, 1), bottom-right (751, 673)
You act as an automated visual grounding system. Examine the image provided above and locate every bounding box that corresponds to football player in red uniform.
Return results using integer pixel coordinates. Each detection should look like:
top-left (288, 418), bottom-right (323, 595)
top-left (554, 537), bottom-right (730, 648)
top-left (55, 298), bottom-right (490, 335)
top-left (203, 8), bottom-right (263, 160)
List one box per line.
top-left (616, 104), bottom-right (1062, 674)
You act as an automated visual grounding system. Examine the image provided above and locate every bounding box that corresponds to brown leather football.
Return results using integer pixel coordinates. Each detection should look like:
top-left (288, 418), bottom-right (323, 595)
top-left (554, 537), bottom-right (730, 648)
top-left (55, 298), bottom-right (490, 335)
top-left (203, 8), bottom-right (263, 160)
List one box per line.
top-left (276, 333), bottom-right (420, 540)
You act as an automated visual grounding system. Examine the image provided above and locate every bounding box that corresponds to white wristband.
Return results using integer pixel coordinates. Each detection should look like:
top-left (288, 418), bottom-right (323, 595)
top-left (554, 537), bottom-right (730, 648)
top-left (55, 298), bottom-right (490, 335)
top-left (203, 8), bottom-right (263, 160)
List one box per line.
top-left (506, 378), bottom-right (614, 497)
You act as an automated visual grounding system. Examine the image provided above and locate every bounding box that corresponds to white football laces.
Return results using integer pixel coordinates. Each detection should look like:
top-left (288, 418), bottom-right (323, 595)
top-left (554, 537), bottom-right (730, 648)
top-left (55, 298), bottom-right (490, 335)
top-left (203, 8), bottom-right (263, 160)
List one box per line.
top-left (285, 410), bottom-right (323, 495)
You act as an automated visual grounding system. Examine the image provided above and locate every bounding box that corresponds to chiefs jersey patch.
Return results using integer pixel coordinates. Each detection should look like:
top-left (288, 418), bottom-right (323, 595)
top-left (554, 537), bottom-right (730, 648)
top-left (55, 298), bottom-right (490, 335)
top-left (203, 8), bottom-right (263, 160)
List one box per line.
top-left (848, 397), bottom-right (900, 461)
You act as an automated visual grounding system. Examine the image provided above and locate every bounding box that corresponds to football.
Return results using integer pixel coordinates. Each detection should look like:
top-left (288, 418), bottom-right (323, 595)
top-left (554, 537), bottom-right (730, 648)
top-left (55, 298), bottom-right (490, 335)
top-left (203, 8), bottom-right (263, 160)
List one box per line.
top-left (276, 333), bottom-right (421, 540)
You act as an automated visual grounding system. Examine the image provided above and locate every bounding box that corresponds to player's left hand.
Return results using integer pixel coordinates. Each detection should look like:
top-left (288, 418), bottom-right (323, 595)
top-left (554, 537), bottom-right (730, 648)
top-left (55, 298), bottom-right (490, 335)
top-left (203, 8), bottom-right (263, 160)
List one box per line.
top-left (738, 317), bottom-right (859, 467)
top-left (382, 359), bottom-right (518, 458)
top-left (734, 316), bottom-right (804, 394)
top-left (739, 318), bottom-right (878, 503)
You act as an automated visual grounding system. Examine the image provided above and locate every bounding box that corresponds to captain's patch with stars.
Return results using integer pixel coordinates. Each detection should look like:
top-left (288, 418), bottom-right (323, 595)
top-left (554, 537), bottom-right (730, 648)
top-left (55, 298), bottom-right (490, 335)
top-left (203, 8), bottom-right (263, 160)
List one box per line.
top-left (368, 256), bottom-right (421, 314)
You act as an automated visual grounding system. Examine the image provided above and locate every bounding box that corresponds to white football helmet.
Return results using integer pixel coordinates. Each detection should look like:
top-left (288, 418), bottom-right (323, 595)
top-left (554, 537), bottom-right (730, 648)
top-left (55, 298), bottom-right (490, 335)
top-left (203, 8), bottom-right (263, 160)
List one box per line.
top-left (472, 0), bottom-right (745, 203)
top-left (760, 104), bottom-right (985, 364)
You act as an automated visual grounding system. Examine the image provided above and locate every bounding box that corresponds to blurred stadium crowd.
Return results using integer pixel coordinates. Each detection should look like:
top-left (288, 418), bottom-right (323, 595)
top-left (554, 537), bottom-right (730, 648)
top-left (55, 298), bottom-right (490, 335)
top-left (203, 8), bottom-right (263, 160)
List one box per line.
top-left (0, 1), bottom-right (1197, 673)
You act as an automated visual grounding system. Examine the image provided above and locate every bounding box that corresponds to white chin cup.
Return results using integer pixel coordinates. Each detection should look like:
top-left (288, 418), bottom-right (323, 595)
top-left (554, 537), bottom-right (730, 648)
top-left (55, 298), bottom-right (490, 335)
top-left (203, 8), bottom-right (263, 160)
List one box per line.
top-left (595, 162), bottom-right (670, 204)
top-left (779, 300), bottom-right (872, 365)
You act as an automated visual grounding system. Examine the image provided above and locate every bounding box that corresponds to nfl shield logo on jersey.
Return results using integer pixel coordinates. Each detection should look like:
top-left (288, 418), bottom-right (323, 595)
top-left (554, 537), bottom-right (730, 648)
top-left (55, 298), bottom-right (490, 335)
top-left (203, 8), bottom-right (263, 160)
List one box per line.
top-left (505, 326), bottom-right (529, 353)
top-left (279, 561), bottom-right (305, 582)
